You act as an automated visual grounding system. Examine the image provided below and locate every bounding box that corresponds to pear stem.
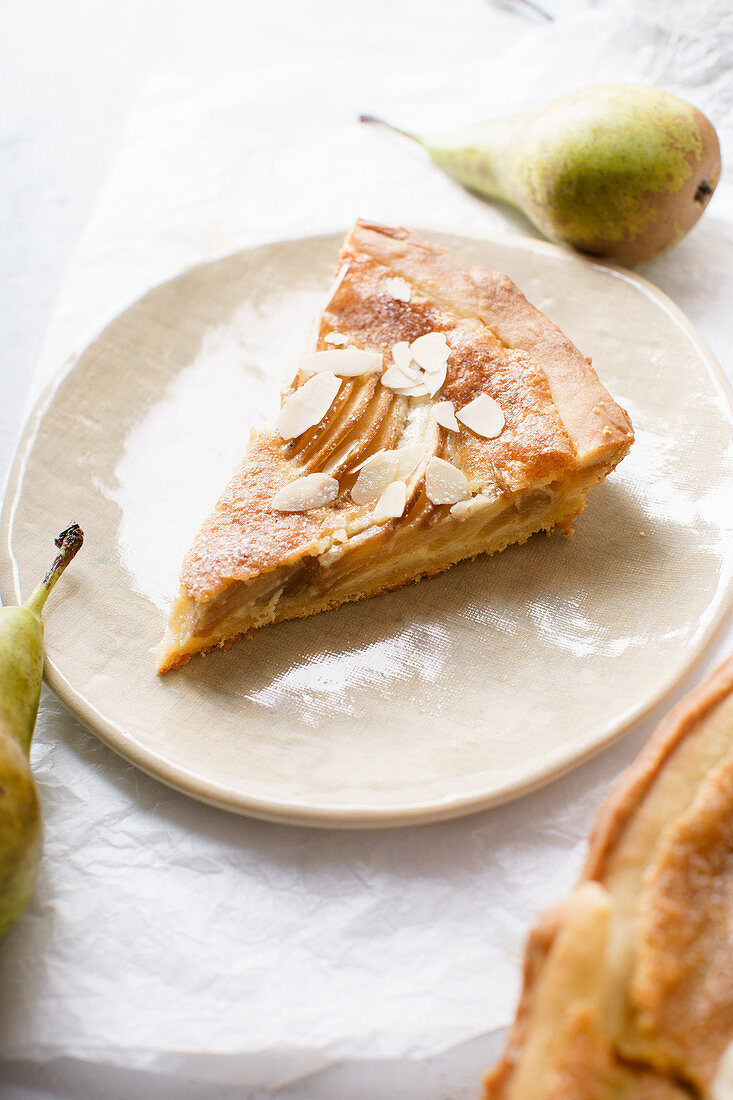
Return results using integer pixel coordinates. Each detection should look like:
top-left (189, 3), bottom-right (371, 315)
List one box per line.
top-left (25, 524), bottom-right (84, 618)
top-left (359, 114), bottom-right (422, 145)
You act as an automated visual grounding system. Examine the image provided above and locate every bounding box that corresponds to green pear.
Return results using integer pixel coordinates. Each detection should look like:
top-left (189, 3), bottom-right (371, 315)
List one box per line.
top-left (362, 83), bottom-right (721, 266)
top-left (0, 523), bottom-right (83, 938)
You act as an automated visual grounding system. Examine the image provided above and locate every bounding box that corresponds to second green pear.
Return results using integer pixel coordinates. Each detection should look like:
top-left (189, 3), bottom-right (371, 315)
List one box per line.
top-left (0, 525), bottom-right (83, 938)
top-left (365, 83), bottom-right (721, 266)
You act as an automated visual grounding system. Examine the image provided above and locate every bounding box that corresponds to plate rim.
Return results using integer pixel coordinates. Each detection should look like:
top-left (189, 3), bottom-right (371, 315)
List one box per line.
top-left (2, 227), bottom-right (733, 829)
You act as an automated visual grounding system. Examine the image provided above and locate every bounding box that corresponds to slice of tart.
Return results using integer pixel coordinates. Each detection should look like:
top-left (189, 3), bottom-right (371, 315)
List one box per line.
top-left (156, 221), bottom-right (633, 673)
top-left (485, 655), bottom-right (733, 1099)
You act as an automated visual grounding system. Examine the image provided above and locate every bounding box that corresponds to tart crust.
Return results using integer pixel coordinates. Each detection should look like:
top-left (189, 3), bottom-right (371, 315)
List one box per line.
top-left (156, 222), bottom-right (633, 673)
top-left (484, 656), bottom-right (733, 1099)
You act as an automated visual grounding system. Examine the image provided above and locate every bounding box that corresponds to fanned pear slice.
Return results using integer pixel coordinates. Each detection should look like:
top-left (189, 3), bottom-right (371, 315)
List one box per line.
top-left (156, 221), bottom-right (633, 673)
top-left (485, 655), bottom-right (733, 1099)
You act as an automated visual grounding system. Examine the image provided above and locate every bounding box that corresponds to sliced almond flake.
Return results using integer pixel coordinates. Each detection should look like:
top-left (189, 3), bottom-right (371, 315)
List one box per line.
top-left (348, 448), bottom-right (385, 475)
top-left (351, 451), bottom-right (401, 505)
top-left (425, 456), bottom-right (471, 506)
top-left (456, 393), bottom-right (505, 439)
top-left (391, 355), bottom-right (421, 382)
top-left (349, 444), bottom-right (423, 480)
top-left (433, 401), bottom-right (459, 432)
top-left (324, 332), bottom-right (348, 346)
top-left (298, 348), bottom-right (381, 377)
top-left (381, 365), bottom-right (421, 391)
top-left (403, 363), bottom-right (422, 381)
top-left (351, 447), bottom-right (393, 474)
top-left (277, 371), bottom-right (341, 440)
top-left (420, 356), bottom-right (449, 378)
top-left (373, 480), bottom-right (407, 523)
top-left (450, 495), bottom-right (492, 519)
top-left (271, 473), bottom-right (339, 512)
top-left (392, 341), bottom-right (413, 370)
top-left (424, 363), bottom-right (447, 398)
top-left (410, 332), bottom-right (449, 373)
top-left (391, 444), bottom-right (425, 480)
top-left (384, 277), bottom-right (412, 303)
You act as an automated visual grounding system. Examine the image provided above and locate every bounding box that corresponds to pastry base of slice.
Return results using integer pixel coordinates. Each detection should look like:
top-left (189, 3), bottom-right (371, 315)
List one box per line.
top-left (484, 656), bottom-right (733, 1099)
top-left (156, 462), bottom-right (604, 673)
top-left (157, 221), bottom-right (632, 673)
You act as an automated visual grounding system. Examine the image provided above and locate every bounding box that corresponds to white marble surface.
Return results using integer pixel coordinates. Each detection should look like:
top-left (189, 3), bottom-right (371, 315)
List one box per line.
top-left (1, 1), bottom-right (732, 1097)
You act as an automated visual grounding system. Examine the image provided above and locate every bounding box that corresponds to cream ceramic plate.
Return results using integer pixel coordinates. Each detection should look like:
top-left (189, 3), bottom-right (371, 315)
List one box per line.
top-left (2, 232), bottom-right (733, 827)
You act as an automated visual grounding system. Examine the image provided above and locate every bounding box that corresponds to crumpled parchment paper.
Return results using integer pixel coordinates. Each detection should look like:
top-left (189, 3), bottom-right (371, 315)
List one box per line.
top-left (1, 0), bottom-right (732, 1095)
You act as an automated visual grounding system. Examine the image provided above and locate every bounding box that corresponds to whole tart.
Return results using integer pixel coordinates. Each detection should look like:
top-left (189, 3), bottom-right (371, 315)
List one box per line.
top-left (485, 655), bottom-right (733, 1099)
top-left (156, 221), bottom-right (633, 673)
